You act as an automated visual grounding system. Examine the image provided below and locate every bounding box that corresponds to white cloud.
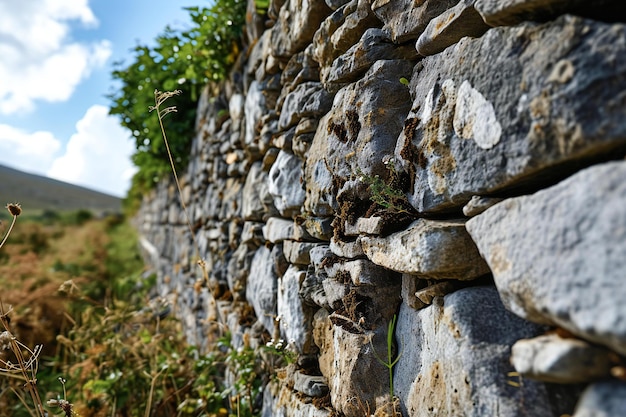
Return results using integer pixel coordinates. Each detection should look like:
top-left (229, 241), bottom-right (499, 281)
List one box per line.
top-left (0, 124), bottom-right (62, 173)
top-left (47, 105), bottom-right (136, 197)
top-left (0, 0), bottom-right (111, 114)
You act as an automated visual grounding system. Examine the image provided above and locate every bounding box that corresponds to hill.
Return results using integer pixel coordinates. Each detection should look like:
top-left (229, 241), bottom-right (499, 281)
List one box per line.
top-left (0, 164), bottom-right (122, 214)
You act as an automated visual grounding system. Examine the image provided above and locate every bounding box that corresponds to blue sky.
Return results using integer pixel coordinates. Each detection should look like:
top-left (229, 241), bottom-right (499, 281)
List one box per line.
top-left (0, 0), bottom-right (204, 197)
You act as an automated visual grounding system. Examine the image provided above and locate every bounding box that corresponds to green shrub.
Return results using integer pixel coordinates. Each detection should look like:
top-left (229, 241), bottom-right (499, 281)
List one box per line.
top-left (110, 1), bottom-right (247, 212)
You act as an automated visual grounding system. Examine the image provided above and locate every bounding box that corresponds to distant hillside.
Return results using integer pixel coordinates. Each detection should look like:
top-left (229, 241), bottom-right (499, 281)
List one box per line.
top-left (0, 164), bottom-right (122, 214)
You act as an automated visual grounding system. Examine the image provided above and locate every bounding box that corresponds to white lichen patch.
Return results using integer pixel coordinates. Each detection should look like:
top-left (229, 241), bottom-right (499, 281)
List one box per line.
top-left (453, 80), bottom-right (502, 150)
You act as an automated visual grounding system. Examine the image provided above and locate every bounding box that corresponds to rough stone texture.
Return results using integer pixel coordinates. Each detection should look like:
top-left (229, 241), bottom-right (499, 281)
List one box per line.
top-left (475, 0), bottom-right (626, 27)
top-left (314, 309), bottom-right (393, 417)
top-left (511, 334), bottom-right (612, 384)
top-left (416, 0), bottom-right (490, 57)
top-left (397, 16), bottom-right (626, 213)
top-left (136, 1), bottom-right (626, 415)
top-left (573, 382), bottom-right (626, 417)
top-left (246, 246), bottom-right (279, 334)
top-left (466, 161), bottom-right (626, 355)
top-left (278, 82), bottom-right (333, 131)
top-left (270, 0), bottom-right (332, 59)
top-left (304, 59), bottom-right (413, 216)
top-left (268, 150), bottom-right (306, 218)
top-left (360, 219), bottom-right (489, 279)
top-left (371, 0), bottom-right (459, 43)
top-left (277, 266), bottom-right (317, 354)
top-left (394, 287), bottom-right (576, 417)
top-left (324, 28), bottom-right (417, 91)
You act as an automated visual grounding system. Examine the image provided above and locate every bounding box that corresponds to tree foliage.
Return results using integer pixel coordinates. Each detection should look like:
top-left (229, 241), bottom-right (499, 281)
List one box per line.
top-left (108, 1), bottom-right (247, 211)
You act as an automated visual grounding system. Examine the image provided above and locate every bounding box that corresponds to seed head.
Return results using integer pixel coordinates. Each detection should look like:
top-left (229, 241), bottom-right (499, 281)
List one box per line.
top-left (6, 203), bottom-right (21, 216)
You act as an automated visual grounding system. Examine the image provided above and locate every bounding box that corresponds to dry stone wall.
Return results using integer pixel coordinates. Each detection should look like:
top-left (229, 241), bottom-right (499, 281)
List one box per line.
top-left (136, 1), bottom-right (626, 416)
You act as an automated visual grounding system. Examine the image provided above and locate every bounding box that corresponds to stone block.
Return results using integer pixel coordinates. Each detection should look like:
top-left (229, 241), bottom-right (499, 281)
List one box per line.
top-left (361, 218), bottom-right (489, 279)
top-left (466, 161), bottom-right (626, 355)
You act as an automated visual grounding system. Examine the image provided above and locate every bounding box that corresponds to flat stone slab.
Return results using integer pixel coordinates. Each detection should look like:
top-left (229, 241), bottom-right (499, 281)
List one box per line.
top-left (397, 16), bottom-right (626, 213)
top-left (416, 0), bottom-right (490, 57)
top-left (466, 161), bottom-right (626, 355)
top-left (360, 218), bottom-right (489, 279)
top-left (511, 334), bottom-right (611, 384)
top-left (572, 381), bottom-right (626, 417)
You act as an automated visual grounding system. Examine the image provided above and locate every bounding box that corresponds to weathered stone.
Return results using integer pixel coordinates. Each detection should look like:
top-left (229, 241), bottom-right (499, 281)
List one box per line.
top-left (394, 286), bottom-right (576, 417)
top-left (283, 240), bottom-right (323, 265)
top-left (302, 217), bottom-right (334, 241)
top-left (343, 216), bottom-right (385, 236)
top-left (325, 0), bottom-right (350, 10)
top-left (401, 274), bottom-right (428, 310)
top-left (360, 219), bottom-right (489, 279)
top-left (312, 6), bottom-right (346, 69)
top-left (414, 281), bottom-right (458, 305)
top-left (278, 82), bottom-right (333, 131)
top-left (242, 162), bottom-right (273, 221)
top-left (573, 381), bottom-right (626, 417)
top-left (416, 0), bottom-right (490, 57)
top-left (304, 60), bottom-right (413, 216)
top-left (244, 80), bottom-right (267, 152)
top-left (325, 28), bottom-right (418, 91)
top-left (268, 150), bottom-right (306, 218)
top-left (462, 195), bottom-right (504, 217)
top-left (314, 310), bottom-right (395, 417)
top-left (271, 243), bottom-right (289, 277)
top-left (511, 334), bottom-right (612, 384)
top-left (397, 16), bottom-right (626, 213)
top-left (264, 217), bottom-right (312, 243)
top-left (278, 266), bottom-right (317, 354)
top-left (241, 221), bottom-right (265, 246)
top-left (262, 380), bottom-right (332, 417)
top-left (323, 258), bottom-right (398, 287)
top-left (475, 0), bottom-right (626, 27)
top-left (466, 161), bottom-right (626, 355)
top-left (270, 0), bottom-right (332, 59)
top-left (329, 236), bottom-right (364, 258)
top-left (333, 0), bottom-right (381, 51)
top-left (246, 246), bottom-right (278, 334)
top-left (371, 0), bottom-right (458, 43)
top-left (292, 369), bottom-right (329, 397)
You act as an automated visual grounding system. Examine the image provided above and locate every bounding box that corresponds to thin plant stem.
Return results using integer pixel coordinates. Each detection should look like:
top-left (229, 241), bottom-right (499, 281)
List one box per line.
top-left (0, 214), bottom-right (17, 249)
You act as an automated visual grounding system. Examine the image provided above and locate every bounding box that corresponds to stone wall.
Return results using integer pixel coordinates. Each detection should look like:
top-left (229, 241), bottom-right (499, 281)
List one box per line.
top-left (136, 1), bottom-right (626, 416)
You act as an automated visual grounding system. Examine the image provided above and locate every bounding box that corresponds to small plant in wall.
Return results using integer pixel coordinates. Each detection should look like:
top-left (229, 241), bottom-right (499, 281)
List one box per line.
top-left (356, 156), bottom-right (414, 216)
top-left (370, 314), bottom-right (403, 416)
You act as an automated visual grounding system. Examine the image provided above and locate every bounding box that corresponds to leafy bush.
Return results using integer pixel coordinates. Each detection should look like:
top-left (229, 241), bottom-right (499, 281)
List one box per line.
top-left (109, 0), bottom-right (247, 211)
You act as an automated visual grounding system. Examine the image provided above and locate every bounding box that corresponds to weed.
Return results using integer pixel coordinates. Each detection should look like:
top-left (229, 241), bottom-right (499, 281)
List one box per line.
top-left (370, 315), bottom-right (403, 403)
top-left (356, 157), bottom-right (414, 216)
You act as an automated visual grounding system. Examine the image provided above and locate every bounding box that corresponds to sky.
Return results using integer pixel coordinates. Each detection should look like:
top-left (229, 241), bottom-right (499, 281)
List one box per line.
top-left (0, 0), bottom-right (204, 197)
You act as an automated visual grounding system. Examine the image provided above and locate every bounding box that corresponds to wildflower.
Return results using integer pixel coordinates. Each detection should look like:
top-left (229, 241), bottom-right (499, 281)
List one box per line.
top-left (6, 203), bottom-right (21, 216)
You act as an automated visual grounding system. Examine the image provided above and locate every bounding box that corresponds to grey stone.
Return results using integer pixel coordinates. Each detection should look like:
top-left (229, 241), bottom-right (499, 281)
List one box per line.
top-left (329, 236), bottom-right (364, 258)
top-left (314, 310), bottom-right (395, 417)
top-left (242, 162), bottom-right (273, 221)
top-left (246, 246), bottom-right (278, 334)
top-left (325, 28), bottom-right (418, 91)
top-left (244, 80), bottom-right (267, 152)
top-left (270, 0), bottom-right (332, 59)
top-left (278, 266), bottom-right (317, 354)
top-left (330, 0), bottom-right (382, 54)
top-left (278, 82), bottom-right (333, 131)
top-left (573, 381), bottom-right (626, 417)
top-left (462, 195), bottom-right (504, 217)
top-left (292, 369), bottom-right (329, 397)
top-left (263, 217), bottom-right (309, 243)
top-left (241, 221), bottom-right (265, 247)
top-left (466, 161), bottom-right (626, 355)
top-left (371, 0), bottom-right (458, 43)
top-left (394, 286), bottom-right (575, 417)
top-left (283, 240), bottom-right (323, 265)
top-left (302, 216), bottom-right (334, 241)
top-left (360, 218), bottom-right (489, 279)
top-left (475, 0), bottom-right (625, 27)
top-left (344, 216), bottom-right (385, 236)
top-left (304, 60), bottom-right (413, 217)
top-left (416, 0), bottom-right (490, 57)
top-left (402, 274), bottom-right (428, 310)
top-left (325, 0), bottom-right (350, 11)
top-left (268, 150), bottom-right (306, 218)
top-left (397, 16), bottom-right (626, 213)
top-left (414, 281), bottom-right (458, 305)
top-left (511, 334), bottom-right (612, 384)
top-left (323, 258), bottom-right (399, 287)
top-left (227, 243), bottom-right (256, 300)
